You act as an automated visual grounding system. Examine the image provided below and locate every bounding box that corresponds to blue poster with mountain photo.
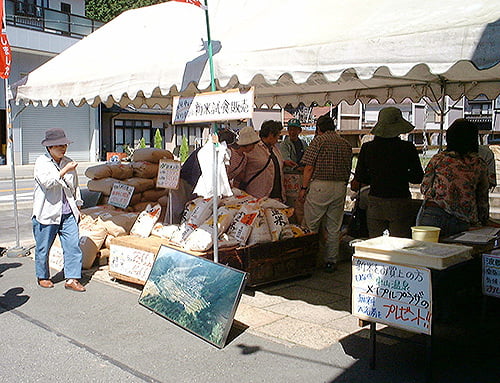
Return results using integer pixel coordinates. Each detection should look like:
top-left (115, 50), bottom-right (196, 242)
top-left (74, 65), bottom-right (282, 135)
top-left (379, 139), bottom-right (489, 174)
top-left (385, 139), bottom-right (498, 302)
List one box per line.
top-left (139, 245), bottom-right (247, 348)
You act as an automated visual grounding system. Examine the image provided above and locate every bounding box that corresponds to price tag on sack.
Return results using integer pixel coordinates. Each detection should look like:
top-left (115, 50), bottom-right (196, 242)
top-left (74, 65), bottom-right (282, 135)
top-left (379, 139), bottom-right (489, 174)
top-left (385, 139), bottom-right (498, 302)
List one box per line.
top-left (156, 159), bottom-right (181, 190)
top-left (108, 182), bottom-right (135, 209)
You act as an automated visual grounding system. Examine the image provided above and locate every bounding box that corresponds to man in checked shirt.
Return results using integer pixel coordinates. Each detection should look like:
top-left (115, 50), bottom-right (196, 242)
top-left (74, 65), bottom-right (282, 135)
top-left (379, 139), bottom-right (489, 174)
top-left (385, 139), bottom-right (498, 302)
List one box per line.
top-left (298, 115), bottom-right (352, 272)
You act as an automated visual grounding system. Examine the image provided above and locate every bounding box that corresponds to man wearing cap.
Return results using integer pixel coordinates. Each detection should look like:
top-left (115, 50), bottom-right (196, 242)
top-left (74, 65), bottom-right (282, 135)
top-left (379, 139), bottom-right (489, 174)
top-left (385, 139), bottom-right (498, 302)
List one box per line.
top-left (352, 107), bottom-right (423, 238)
top-left (32, 128), bottom-right (86, 292)
top-left (298, 115), bottom-right (352, 272)
top-left (280, 118), bottom-right (308, 170)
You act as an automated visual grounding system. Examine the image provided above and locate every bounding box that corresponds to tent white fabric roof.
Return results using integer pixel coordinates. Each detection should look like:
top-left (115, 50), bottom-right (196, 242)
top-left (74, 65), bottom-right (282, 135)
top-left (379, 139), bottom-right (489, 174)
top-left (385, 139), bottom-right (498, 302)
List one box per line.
top-left (12, 0), bottom-right (500, 108)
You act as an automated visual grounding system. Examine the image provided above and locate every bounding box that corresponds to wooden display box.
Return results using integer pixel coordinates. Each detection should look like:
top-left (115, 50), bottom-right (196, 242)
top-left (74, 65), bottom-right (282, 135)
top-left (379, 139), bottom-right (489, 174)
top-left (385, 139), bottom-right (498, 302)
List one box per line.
top-left (109, 233), bottom-right (319, 287)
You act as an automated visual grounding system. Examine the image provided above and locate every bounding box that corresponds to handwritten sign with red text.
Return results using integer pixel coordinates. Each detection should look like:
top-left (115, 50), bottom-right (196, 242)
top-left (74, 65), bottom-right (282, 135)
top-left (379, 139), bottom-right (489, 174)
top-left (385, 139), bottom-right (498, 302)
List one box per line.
top-left (109, 183), bottom-right (135, 209)
top-left (483, 253), bottom-right (500, 298)
top-left (352, 257), bottom-right (432, 335)
top-left (156, 159), bottom-right (181, 190)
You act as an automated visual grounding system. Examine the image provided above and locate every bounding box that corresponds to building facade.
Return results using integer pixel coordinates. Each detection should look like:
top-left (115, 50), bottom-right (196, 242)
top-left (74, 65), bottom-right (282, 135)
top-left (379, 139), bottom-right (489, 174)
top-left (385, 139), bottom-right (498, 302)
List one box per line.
top-left (2, 0), bottom-right (103, 165)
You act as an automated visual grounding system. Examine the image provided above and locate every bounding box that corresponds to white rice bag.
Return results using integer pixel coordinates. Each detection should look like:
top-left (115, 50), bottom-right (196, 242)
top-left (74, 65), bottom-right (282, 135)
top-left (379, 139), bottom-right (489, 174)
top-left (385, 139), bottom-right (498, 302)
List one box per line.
top-left (151, 223), bottom-right (179, 239)
top-left (130, 204), bottom-right (162, 238)
top-left (265, 208), bottom-right (290, 241)
top-left (247, 209), bottom-right (272, 246)
top-left (226, 205), bottom-right (259, 246)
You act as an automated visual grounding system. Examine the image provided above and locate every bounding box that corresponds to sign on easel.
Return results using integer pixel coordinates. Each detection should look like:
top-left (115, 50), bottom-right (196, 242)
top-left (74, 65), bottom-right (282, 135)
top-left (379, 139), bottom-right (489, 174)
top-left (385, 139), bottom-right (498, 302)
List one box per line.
top-left (352, 257), bottom-right (432, 335)
top-left (108, 182), bottom-right (135, 209)
top-left (156, 159), bottom-right (181, 190)
top-left (483, 253), bottom-right (500, 298)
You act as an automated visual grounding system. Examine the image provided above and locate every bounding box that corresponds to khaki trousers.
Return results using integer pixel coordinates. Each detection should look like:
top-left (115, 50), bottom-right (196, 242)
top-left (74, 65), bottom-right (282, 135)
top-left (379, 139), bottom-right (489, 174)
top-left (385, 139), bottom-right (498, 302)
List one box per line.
top-left (303, 180), bottom-right (347, 264)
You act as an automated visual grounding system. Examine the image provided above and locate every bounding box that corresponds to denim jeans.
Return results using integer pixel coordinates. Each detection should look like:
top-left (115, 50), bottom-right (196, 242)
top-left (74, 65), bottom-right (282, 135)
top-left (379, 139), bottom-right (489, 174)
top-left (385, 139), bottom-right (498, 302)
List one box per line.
top-left (32, 213), bottom-right (82, 280)
top-left (416, 205), bottom-right (469, 239)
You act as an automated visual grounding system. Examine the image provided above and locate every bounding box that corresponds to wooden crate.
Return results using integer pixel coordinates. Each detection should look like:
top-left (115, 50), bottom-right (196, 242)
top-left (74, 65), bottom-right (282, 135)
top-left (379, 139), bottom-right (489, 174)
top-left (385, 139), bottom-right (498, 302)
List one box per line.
top-left (201, 233), bottom-right (320, 287)
top-left (109, 233), bottom-right (319, 287)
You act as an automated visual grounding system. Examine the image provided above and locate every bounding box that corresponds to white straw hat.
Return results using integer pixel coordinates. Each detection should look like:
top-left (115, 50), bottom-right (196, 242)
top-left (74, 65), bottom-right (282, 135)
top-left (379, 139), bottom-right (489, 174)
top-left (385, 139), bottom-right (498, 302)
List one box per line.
top-left (237, 126), bottom-right (260, 146)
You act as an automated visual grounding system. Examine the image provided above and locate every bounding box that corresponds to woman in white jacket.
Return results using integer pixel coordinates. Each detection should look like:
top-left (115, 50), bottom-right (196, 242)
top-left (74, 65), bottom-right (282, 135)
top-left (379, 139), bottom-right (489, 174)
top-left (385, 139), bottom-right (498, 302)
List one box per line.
top-left (32, 128), bottom-right (85, 292)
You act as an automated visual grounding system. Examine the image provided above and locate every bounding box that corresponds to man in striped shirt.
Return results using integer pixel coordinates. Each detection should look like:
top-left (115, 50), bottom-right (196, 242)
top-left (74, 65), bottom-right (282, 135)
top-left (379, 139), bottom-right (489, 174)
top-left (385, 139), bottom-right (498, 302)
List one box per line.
top-left (298, 115), bottom-right (352, 272)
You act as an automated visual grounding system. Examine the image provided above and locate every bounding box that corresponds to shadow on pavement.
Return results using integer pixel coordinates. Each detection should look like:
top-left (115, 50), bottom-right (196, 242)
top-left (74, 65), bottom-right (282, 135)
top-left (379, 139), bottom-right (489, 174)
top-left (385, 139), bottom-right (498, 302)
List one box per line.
top-left (0, 262), bottom-right (22, 277)
top-left (0, 287), bottom-right (30, 314)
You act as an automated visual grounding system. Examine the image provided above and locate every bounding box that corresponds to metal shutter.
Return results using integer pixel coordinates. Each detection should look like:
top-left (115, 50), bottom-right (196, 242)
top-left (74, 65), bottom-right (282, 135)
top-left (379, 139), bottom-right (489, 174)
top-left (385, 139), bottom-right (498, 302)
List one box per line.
top-left (21, 105), bottom-right (92, 164)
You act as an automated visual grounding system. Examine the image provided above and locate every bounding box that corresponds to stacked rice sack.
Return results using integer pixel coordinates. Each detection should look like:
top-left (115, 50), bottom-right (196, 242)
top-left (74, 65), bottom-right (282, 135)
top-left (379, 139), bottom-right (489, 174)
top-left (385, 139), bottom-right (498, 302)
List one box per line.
top-left (48, 205), bottom-right (140, 270)
top-left (151, 188), bottom-right (311, 252)
top-left (86, 148), bottom-right (173, 217)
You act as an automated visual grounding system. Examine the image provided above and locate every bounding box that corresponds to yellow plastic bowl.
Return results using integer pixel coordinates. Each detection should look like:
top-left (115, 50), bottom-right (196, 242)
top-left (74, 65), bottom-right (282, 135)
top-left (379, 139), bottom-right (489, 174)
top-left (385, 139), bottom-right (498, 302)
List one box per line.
top-left (411, 226), bottom-right (441, 242)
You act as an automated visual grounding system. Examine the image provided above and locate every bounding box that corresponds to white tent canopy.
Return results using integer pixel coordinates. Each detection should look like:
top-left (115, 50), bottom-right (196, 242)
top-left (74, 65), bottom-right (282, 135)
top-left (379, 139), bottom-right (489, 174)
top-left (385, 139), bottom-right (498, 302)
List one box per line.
top-left (12, 0), bottom-right (500, 108)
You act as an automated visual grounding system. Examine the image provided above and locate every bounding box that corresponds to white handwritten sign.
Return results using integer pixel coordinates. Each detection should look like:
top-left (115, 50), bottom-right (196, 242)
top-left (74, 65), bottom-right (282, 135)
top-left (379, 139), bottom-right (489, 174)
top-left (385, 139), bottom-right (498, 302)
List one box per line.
top-left (156, 159), bottom-right (181, 190)
top-left (172, 88), bottom-right (254, 124)
top-left (108, 183), bottom-right (135, 209)
top-left (109, 244), bottom-right (155, 282)
top-left (483, 253), bottom-right (500, 298)
top-left (352, 257), bottom-right (432, 335)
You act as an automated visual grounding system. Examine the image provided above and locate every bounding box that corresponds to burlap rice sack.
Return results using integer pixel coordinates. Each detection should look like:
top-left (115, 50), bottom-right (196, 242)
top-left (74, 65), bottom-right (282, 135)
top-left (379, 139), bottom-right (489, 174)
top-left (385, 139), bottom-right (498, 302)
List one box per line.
top-left (97, 211), bottom-right (139, 237)
top-left (131, 161), bottom-right (159, 179)
top-left (79, 224), bottom-right (108, 269)
top-left (85, 164), bottom-right (112, 179)
top-left (121, 177), bottom-right (155, 193)
top-left (143, 188), bottom-right (168, 202)
top-left (132, 148), bottom-right (174, 163)
top-left (109, 163), bottom-right (134, 179)
top-left (87, 178), bottom-right (120, 195)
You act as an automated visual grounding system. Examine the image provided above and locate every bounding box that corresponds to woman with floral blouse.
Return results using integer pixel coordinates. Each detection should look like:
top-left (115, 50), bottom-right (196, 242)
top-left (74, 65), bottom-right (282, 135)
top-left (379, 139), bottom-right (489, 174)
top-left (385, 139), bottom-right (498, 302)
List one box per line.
top-left (417, 119), bottom-right (489, 238)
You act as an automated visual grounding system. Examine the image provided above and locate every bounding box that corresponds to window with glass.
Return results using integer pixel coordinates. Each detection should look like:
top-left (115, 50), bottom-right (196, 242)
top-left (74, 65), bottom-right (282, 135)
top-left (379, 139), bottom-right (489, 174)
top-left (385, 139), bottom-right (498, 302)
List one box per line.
top-left (173, 125), bottom-right (205, 147)
top-left (114, 119), bottom-right (153, 152)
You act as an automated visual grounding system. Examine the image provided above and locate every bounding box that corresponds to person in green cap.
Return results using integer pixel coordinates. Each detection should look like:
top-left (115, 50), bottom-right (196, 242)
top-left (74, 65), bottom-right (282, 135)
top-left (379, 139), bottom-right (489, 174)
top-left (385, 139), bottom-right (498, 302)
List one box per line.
top-left (280, 118), bottom-right (308, 170)
top-left (352, 107), bottom-right (424, 238)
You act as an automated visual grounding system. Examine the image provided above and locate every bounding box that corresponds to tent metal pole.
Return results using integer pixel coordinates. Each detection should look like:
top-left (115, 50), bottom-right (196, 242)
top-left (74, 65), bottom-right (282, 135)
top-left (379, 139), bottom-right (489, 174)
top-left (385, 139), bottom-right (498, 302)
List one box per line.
top-left (2, 2), bottom-right (30, 258)
top-left (204, 0), bottom-right (219, 263)
top-left (438, 79), bottom-right (446, 152)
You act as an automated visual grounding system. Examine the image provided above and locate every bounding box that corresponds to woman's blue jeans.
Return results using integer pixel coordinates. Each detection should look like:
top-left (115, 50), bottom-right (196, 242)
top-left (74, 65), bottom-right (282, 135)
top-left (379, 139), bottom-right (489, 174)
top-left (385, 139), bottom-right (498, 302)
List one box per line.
top-left (32, 213), bottom-right (82, 280)
top-left (416, 205), bottom-right (469, 239)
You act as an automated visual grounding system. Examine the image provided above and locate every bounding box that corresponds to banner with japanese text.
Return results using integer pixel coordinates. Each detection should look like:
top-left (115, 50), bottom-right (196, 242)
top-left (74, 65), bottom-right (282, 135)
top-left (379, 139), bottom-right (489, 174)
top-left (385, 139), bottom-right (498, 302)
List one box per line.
top-left (172, 88), bottom-right (254, 124)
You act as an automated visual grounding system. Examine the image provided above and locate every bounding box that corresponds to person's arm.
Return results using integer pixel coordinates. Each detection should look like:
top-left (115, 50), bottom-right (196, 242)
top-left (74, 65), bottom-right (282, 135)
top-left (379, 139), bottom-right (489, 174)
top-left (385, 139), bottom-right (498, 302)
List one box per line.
top-left (420, 157), bottom-right (437, 196)
top-left (407, 144), bottom-right (424, 184)
top-left (477, 165), bottom-right (490, 225)
top-left (298, 165), bottom-right (314, 202)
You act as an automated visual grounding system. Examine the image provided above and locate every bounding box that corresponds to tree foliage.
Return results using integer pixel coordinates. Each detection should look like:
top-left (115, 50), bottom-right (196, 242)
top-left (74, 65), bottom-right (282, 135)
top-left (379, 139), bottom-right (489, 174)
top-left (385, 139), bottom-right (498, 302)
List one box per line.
top-left (154, 129), bottom-right (163, 149)
top-left (86, 0), bottom-right (168, 23)
top-left (179, 136), bottom-right (190, 163)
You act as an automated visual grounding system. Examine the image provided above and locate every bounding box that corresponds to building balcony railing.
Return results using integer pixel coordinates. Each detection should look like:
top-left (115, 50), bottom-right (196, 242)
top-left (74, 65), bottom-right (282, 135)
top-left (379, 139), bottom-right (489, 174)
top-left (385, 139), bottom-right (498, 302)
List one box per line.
top-left (5, 0), bottom-right (104, 38)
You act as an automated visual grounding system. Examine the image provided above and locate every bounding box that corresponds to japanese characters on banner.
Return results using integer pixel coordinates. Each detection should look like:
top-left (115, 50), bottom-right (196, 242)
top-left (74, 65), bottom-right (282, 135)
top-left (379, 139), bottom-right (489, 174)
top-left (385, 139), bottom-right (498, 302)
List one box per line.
top-left (0, 33), bottom-right (11, 79)
top-left (0, 0), bottom-right (11, 79)
top-left (156, 159), bottom-right (181, 189)
top-left (352, 257), bottom-right (432, 335)
top-left (482, 253), bottom-right (500, 298)
top-left (172, 88), bottom-right (254, 124)
top-left (108, 183), bottom-right (135, 209)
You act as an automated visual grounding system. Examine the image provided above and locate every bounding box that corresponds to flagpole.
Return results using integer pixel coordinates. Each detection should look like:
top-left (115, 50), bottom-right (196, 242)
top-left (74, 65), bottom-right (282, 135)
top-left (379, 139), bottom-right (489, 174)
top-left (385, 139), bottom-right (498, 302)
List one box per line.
top-left (2, 0), bottom-right (28, 257)
top-left (203, 0), bottom-right (220, 263)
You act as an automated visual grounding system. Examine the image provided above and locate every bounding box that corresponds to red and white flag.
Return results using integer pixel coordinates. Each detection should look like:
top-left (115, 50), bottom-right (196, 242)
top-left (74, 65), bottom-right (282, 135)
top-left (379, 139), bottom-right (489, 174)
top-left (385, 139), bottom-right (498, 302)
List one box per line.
top-left (0, 0), bottom-right (11, 78)
top-left (0, 33), bottom-right (11, 79)
top-left (171, 0), bottom-right (207, 10)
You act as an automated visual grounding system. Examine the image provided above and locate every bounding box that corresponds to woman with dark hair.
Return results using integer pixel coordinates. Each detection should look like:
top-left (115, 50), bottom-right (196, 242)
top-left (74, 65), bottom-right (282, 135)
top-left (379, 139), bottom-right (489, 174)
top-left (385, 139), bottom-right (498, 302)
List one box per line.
top-left (416, 119), bottom-right (489, 237)
top-left (237, 120), bottom-right (286, 200)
